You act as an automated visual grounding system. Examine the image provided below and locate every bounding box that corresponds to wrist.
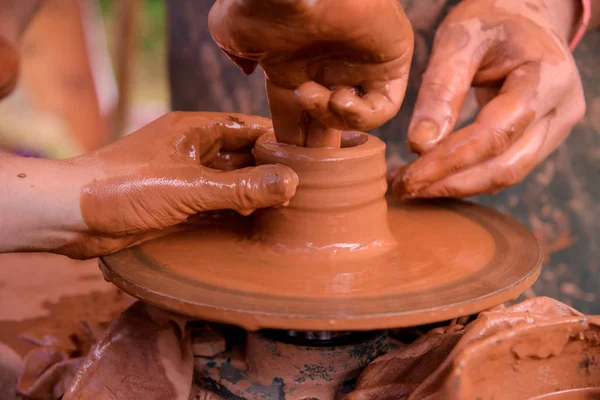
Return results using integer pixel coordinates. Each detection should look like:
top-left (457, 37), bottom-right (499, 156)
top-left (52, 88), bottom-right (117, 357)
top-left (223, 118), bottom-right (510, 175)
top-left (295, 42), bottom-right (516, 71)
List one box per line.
top-left (0, 156), bottom-right (90, 254)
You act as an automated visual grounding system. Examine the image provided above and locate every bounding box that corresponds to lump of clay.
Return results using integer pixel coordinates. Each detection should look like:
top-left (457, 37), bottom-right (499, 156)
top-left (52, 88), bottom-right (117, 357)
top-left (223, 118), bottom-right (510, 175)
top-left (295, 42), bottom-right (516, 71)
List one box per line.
top-left (346, 297), bottom-right (600, 400)
top-left (16, 321), bottom-right (102, 399)
top-left (16, 301), bottom-right (194, 400)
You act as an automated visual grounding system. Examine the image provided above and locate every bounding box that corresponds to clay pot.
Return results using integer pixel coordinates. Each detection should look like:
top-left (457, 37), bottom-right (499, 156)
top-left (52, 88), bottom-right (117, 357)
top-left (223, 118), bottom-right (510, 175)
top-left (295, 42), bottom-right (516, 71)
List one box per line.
top-left (252, 131), bottom-right (397, 261)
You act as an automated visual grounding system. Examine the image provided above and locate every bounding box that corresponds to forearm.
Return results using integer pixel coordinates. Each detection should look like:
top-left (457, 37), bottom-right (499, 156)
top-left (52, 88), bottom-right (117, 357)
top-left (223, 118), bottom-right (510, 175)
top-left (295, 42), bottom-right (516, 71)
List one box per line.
top-left (0, 156), bottom-right (86, 253)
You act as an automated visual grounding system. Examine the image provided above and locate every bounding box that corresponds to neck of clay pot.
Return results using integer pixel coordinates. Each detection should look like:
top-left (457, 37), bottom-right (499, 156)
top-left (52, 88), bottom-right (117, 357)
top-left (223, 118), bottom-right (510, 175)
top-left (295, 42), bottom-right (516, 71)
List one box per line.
top-left (252, 131), bottom-right (397, 262)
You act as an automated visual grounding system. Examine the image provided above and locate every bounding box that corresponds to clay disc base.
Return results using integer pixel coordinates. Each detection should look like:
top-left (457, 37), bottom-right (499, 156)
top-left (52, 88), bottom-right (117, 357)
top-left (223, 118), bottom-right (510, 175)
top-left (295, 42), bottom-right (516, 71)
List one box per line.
top-left (99, 199), bottom-right (542, 331)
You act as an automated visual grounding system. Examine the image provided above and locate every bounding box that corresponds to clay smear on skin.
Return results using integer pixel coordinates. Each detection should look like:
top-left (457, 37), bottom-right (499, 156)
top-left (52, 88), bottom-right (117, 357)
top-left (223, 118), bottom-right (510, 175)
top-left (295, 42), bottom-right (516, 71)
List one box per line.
top-left (208, 0), bottom-right (413, 148)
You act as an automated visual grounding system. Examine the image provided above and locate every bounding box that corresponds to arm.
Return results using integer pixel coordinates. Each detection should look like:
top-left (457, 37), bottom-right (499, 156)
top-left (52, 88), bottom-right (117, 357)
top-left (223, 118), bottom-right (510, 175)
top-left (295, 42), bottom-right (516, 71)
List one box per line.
top-left (0, 156), bottom-right (87, 253)
top-left (0, 112), bottom-right (298, 259)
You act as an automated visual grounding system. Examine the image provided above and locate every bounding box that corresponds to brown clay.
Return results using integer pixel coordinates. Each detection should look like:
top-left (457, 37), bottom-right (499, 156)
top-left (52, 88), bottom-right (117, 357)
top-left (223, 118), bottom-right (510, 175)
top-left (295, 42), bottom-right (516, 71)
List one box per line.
top-left (208, 0), bottom-right (414, 148)
top-left (348, 297), bottom-right (600, 400)
top-left (393, 0), bottom-right (586, 198)
top-left (195, 331), bottom-right (387, 400)
top-left (529, 388), bottom-right (600, 399)
top-left (252, 131), bottom-right (395, 261)
top-left (100, 132), bottom-right (541, 331)
top-left (13, 295), bottom-right (599, 400)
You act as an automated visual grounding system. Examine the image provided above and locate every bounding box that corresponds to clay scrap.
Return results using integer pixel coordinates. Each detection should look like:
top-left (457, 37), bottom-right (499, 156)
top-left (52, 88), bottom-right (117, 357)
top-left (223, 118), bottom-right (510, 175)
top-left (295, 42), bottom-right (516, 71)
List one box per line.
top-left (6, 297), bottom-right (599, 400)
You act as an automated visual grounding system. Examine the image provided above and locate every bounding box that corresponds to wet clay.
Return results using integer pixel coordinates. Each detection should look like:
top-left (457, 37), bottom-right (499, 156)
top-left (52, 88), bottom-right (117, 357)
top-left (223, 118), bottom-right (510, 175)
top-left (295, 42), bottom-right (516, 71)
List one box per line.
top-left (0, 253), bottom-right (132, 399)
top-left (14, 297), bottom-right (599, 400)
top-left (394, 0), bottom-right (586, 198)
top-left (15, 301), bottom-right (194, 400)
top-left (208, 0), bottom-right (414, 148)
top-left (252, 131), bottom-right (396, 260)
top-left (100, 132), bottom-right (541, 331)
top-left (20, 112), bottom-right (298, 259)
top-left (196, 331), bottom-right (388, 400)
top-left (347, 297), bottom-right (600, 400)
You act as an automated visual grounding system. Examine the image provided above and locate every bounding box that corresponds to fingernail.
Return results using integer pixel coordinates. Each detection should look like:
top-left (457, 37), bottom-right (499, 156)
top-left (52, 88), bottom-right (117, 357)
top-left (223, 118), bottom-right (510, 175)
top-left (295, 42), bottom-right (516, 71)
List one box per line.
top-left (408, 120), bottom-right (440, 153)
top-left (264, 165), bottom-right (299, 201)
top-left (392, 171), bottom-right (421, 200)
top-left (386, 165), bottom-right (408, 183)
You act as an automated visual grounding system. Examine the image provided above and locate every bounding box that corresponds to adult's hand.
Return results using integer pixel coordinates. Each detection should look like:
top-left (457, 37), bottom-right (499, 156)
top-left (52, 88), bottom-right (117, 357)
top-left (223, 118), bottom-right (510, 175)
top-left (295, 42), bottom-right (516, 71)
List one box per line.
top-left (0, 112), bottom-right (298, 259)
top-left (209, 0), bottom-right (414, 146)
top-left (392, 0), bottom-right (586, 198)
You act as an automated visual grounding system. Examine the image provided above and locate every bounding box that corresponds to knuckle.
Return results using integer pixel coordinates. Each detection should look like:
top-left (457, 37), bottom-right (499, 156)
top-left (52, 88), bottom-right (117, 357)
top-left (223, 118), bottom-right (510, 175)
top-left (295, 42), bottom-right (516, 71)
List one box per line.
top-left (485, 128), bottom-right (513, 156)
top-left (492, 166), bottom-right (523, 189)
top-left (446, 151), bottom-right (475, 175)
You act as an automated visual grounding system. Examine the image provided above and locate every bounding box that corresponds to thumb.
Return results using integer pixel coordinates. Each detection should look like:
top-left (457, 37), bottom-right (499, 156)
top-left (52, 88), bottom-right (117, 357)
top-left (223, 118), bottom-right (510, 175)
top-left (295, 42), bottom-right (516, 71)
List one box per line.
top-left (195, 164), bottom-right (299, 215)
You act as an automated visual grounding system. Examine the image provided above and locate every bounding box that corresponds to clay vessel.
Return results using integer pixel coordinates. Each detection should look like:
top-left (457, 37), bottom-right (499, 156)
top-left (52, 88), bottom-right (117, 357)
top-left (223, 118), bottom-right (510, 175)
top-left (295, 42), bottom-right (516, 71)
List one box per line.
top-left (252, 131), bottom-right (397, 262)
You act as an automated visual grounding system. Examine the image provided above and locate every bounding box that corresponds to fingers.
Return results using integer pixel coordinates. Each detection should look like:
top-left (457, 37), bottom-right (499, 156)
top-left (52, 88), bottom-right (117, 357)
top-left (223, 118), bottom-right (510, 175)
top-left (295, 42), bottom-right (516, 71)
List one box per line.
top-left (220, 48), bottom-right (259, 75)
top-left (194, 164), bottom-right (299, 215)
top-left (165, 112), bottom-right (273, 164)
top-left (407, 25), bottom-right (485, 154)
top-left (400, 116), bottom-right (551, 199)
top-left (295, 82), bottom-right (347, 129)
top-left (399, 62), bottom-right (554, 196)
top-left (393, 95), bottom-right (583, 199)
top-left (295, 77), bottom-right (408, 131)
top-left (56, 226), bottom-right (184, 259)
top-left (208, 151), bottom-right (255, 171)
top-left (208, 113), bottom-right (273, 151)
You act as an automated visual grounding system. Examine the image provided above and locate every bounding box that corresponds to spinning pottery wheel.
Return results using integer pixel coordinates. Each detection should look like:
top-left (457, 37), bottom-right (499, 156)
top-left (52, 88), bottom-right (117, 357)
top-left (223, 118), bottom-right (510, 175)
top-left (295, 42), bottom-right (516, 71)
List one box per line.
top-left (100, 131), bottom-right (542, 332)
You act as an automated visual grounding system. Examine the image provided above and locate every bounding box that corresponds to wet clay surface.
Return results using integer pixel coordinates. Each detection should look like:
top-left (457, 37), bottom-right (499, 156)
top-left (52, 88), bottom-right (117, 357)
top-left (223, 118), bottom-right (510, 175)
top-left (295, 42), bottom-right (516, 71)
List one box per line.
top-left (0, 253), bottom-right (132, 399)
top-left (166, 1), bottom-right (600, 315)
top-left (0, 253), bottom-right (132, 356)
top-left (49, 112), bottom-right (298, 260)
top-left (10, 296), bottom-right (599, 400)
top-left (196, 331), bottom-right (388, 400)
top-left (347, 297), bottom-right (600, 400)
top-left (208, 0), bottom-right (414, 148)
top-left (101, 135), bottom-right (541, 331)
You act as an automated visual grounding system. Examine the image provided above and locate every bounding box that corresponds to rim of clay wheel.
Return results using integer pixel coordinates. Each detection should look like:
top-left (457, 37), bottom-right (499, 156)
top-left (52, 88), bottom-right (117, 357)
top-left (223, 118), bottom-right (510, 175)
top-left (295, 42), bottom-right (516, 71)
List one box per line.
top-left (99, 198), bottom-right (542, 331)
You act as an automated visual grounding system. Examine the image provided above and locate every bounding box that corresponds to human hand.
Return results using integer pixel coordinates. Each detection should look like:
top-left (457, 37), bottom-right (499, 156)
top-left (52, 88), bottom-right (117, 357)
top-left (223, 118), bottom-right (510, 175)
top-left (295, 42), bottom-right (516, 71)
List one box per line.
top-left (209, 0), bottom-right (414, 147)
top-left (0, 112), bottom-right (298, 259)
top-left (391, 0), bottom-right (586, 198)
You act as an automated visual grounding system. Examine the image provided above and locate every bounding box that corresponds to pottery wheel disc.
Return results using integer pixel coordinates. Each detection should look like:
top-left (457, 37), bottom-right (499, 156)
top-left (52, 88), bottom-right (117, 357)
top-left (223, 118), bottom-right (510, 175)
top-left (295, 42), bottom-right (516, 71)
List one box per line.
top-left (100, 198), bottom-right (542, 331)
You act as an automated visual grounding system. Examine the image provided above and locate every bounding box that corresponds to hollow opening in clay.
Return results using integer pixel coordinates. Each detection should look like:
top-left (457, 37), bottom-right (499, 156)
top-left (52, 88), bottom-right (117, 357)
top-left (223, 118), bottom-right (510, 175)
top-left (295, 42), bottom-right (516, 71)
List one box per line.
top-left (340, 131), bottom-right (368, 148)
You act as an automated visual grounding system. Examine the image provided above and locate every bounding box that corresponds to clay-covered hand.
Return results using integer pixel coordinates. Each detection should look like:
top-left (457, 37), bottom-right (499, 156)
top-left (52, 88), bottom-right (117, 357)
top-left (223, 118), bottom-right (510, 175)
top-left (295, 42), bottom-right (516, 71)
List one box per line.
top-left (209, 0), bottom-right (414, 145)
top-left (1, 112), bottom-right (298, 259)
top-left (392, 0), bottom-right (586, 198)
